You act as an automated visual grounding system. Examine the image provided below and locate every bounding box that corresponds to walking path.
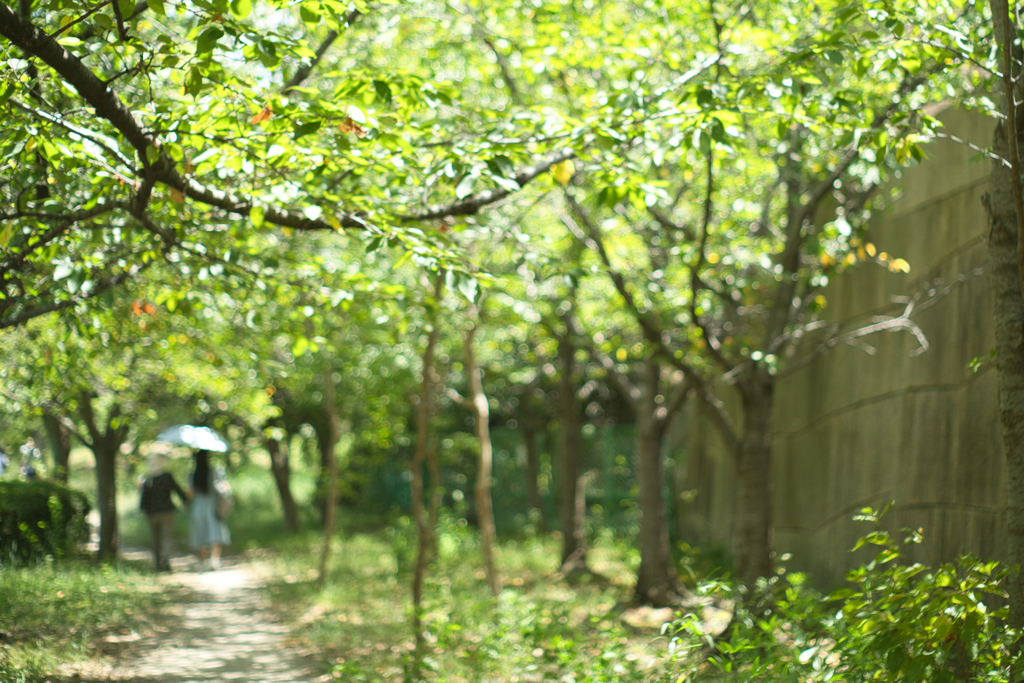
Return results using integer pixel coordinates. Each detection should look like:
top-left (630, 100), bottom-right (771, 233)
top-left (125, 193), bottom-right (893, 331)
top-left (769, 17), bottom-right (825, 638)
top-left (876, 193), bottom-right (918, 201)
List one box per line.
top-left (80, 562), bottom-right (325, 683)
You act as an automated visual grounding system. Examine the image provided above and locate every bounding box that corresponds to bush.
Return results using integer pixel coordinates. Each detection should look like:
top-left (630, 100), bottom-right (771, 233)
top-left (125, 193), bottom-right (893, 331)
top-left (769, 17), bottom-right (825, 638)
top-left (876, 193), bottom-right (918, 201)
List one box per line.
top-left (0, 480), bottom-right (91, 563)
top-left (669, 505), bottom-right (1024, 682)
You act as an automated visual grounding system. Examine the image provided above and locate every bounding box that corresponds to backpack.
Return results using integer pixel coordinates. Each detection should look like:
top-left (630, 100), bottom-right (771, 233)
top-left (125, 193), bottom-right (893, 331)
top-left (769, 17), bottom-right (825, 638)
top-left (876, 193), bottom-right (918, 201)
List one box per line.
top-left (213, 476), bottom-right (234, 519)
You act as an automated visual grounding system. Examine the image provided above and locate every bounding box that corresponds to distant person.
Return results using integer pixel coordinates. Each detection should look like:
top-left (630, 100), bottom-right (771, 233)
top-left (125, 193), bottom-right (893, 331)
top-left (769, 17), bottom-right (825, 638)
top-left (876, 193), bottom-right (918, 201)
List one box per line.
top-left (139, 452), bottom-right (189, 572)
top-left (189, 449), bottom-right (231, 571)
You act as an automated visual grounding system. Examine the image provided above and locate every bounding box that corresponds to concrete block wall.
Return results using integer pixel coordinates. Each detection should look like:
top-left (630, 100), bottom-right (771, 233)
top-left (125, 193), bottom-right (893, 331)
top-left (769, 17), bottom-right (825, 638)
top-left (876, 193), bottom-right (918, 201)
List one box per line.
top-left (675, 107), bottom-right (1005, 587)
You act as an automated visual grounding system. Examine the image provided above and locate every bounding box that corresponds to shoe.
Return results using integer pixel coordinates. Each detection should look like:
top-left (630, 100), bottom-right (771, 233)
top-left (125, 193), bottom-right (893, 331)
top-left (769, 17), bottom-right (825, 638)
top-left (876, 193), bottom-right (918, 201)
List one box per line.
top-left (198, 560), bottom-right (209, 572)
top-left (210, 557), bottom-right (221, 570)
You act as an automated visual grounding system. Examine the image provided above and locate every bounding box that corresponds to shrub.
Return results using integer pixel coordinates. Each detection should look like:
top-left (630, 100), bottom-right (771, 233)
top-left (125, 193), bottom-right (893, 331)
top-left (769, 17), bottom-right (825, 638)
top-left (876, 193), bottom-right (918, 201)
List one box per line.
top-left (0, 480), bottom-right (91, 563)
top-left (669, 505), bottom-right (1024, 682)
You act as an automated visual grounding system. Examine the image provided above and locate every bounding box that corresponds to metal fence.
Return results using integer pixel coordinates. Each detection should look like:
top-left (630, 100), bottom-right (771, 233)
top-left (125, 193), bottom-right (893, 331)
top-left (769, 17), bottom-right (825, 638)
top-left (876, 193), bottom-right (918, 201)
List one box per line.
top-left (361, 424), bottom-right (646, 535)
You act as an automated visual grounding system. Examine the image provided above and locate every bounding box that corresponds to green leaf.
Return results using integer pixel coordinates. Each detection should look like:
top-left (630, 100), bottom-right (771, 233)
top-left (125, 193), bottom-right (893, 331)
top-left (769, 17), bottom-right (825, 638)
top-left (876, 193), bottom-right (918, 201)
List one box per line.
top-left (118, 0), bottom-right (137, 18)
top-left (486, 155), bottom-right (516, 179)
top-left (299, 3), bottom-right (320, 25)
top-left (901, 57), bottom-right (921, 75)
top-left (230, 0), bottom-right (252, 19)
top-left (196, 27), bottom-right (224, 54)
top-left (373, 80), bottom-right (392, 103)
top-left (455, 173), bottom-right (476, 199)
top-left (95, 13), bottom-right (113, 29)
top-left (249, 205), bottom-right (265, 228)
top-left (823, 49), bottom-right (843, 65)
top-left (148, 0), bottom-right (166, 15)
top-left (293, 120), bottom-right (322, 140)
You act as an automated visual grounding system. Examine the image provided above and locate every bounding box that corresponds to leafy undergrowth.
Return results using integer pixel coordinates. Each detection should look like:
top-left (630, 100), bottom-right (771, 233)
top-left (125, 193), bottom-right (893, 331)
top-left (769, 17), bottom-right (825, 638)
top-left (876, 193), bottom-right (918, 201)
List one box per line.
top-left (669, 506), bottom-right (1024, 683)
top-left (253, 512), bottom-right (689, 682)
top-left (0, 561), bottom-right (170, 682)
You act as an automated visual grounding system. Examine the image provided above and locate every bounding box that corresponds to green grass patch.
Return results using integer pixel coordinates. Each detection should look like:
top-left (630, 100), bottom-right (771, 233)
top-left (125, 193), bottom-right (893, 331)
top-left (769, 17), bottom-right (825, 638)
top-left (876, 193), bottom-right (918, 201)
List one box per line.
top-left (0, 562), bottom-right (170, 682)
top-left (252, 511), bottom-right (681, 682)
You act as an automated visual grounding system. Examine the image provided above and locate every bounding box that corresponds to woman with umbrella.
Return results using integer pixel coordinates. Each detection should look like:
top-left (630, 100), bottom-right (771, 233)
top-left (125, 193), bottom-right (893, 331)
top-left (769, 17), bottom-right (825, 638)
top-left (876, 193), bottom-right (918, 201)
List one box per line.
top-left (156, 426), bottom-right (232, 571)
top-left (189, 449), bottom-right (231, 570)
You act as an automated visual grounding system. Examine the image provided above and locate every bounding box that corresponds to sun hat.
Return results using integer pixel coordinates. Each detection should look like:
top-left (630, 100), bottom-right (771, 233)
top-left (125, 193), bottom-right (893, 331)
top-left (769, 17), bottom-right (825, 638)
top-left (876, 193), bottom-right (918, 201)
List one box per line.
top-left (147, 451), bottom-right (169, 475)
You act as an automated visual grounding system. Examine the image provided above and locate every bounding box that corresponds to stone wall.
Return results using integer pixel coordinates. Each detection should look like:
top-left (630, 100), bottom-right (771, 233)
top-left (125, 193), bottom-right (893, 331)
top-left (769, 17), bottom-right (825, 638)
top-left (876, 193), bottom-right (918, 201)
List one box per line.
top-left (674, 107), bottom-right (1004, 587)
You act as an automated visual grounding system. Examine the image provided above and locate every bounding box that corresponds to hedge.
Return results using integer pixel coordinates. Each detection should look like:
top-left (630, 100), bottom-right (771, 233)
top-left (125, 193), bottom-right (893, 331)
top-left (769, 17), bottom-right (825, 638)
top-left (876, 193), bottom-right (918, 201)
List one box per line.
top-left (0, 480), bottom-right (91, 563)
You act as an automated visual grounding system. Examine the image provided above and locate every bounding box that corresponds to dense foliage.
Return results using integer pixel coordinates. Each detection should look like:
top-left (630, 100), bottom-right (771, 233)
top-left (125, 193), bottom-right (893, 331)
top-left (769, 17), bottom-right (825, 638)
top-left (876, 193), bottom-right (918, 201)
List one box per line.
top-left (0, 479), bottom-right (90, 562)
top-left (671, 508), bottom-right (1022, 682)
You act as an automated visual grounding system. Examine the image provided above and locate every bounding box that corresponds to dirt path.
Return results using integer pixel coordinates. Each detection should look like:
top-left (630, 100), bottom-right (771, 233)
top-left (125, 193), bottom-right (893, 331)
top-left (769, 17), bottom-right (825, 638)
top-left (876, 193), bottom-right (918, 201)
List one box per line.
top-left (84, 562), bottom-right (325, 683)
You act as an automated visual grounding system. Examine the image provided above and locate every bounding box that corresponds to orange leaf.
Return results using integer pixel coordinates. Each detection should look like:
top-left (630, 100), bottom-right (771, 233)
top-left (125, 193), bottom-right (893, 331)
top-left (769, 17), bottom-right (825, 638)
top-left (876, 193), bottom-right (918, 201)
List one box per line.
top-left (339, 117), bottom-right (367, 137)
top-left (169, 188), bottom-right (185, 203)
top-left (132, 300), bottom-right (143, 315)
top-left (143, 302), bottom-right (156, 314)
top-left (251, 104), bottom-right (272, 125)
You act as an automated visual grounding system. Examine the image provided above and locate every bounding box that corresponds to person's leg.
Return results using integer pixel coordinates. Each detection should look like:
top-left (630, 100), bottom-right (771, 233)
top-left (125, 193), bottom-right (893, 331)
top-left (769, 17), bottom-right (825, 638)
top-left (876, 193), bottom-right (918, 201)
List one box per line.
top-left (211, 543), bottom-right (221, 569)
top-left (156, 514), bottom-right (174, 571)
top-left (147, 515), bottom-right (161, 570)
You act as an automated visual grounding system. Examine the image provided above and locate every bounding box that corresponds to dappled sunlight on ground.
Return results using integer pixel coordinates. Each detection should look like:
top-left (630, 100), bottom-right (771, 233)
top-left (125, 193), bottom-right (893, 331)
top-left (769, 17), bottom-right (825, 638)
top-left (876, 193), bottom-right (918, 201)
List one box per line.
top-left (88, 565), bottom-right (325, 683)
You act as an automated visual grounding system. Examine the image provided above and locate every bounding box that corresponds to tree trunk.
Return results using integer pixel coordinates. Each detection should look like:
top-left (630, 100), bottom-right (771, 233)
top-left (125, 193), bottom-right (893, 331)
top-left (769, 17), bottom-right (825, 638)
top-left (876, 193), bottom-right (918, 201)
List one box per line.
top-left (465, 318), bottom-right (501, 596)
top-left (733, 371), bottom-right (774, 588)
top-left (78, 394), bottom-right (126, 562)
top-left (313, 418), bottom-right (333, 525)
top-left (521, 421), bottom-right (545, 530)
top-left (42, 410), bottom-right (70, 482)
top-left (268, 434), bottom-right (300, 532)
top-left (412, 312), bottom-right (440, 646)
top-left (557, 329), bottom-right (588, 574)
top-left (94, 439), bottom-right (119, 560)
top-left (317, 368), bottom-right (340, 586)
top-left (985, 116), bottom-right (1024, 631)
top-left (633, 359), bottom-right (676, 604)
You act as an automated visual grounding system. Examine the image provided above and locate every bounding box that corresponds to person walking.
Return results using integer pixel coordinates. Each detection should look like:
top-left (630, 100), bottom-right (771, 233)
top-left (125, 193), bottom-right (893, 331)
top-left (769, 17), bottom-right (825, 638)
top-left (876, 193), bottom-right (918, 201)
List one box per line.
top-left (139, 451), bottom-right (189, 572)
top-left (188, 449), bottom-right (231, 570)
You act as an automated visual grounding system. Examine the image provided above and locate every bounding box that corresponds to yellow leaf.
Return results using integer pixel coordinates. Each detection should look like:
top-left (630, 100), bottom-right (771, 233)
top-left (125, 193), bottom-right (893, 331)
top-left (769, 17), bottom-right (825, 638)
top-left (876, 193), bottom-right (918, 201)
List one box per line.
top-left (865, 242), bottom-right (877, 257)
top-left (888, 258), bottom-right (910, 273)
top-left (552, 159), bottom-right (575, 186)
top-left (616, 348), bottom-right (627, 362)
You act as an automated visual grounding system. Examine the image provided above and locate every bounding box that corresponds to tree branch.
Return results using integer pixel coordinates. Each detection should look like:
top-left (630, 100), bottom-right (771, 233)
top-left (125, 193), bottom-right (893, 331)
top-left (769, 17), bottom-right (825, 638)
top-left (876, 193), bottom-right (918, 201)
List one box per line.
top-left (402, 149), bottom-right (576, 222)
top-left (282, 9), bottom-right (361, 93)
top-left (0, 260), bottom-right (150, 329)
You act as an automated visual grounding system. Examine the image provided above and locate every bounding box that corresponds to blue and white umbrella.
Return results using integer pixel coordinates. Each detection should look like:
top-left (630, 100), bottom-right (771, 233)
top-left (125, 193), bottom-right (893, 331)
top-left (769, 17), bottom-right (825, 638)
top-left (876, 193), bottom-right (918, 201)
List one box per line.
top-left (156, 425), bottom-right (229, 452)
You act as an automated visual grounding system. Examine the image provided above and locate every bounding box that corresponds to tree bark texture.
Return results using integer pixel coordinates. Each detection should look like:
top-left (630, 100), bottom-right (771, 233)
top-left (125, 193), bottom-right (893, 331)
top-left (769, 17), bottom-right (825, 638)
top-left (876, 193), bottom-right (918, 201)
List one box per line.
top-left (268, 434), bottom-right (300, 532)
top-left (94, 440), bottom-right (118, 560)
top-left (78, 394), bottom-right (127, 562)
top-left (633, 358), bottom-right (677, 605)
top-left (521, 421), bottom-right (546, 530)
top-left (733, 371), bottom-right (774, 588)
top-left (317, 368), bottom-right (340, 586)
top-left (412, 309), bottom-right (440, 644)
top-left (986, 116), bottom-right (1024, 631)
top-left (313, 418), bottom-right (334, 524)
top-left (42, 410), bottom-right (70, 482)
top-left (465, 318), bottom-right (501, 596)
top-left (557, 330), bottom-right (587, 574)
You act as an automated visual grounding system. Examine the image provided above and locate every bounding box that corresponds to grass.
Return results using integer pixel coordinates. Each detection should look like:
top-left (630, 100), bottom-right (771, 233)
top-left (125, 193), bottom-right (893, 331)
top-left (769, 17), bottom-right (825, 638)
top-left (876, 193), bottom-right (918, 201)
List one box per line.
top-left (250, 511), bottom-right (685, 682)
top-left (0, 561), bottom-right (170, 682)
top-left (7, 450), bottom-right (691, 682)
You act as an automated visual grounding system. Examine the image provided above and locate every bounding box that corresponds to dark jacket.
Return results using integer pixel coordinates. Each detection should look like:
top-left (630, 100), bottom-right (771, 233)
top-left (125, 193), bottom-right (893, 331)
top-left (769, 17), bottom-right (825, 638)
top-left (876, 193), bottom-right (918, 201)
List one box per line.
top-left (140, 472), bottom-right (188, 515)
